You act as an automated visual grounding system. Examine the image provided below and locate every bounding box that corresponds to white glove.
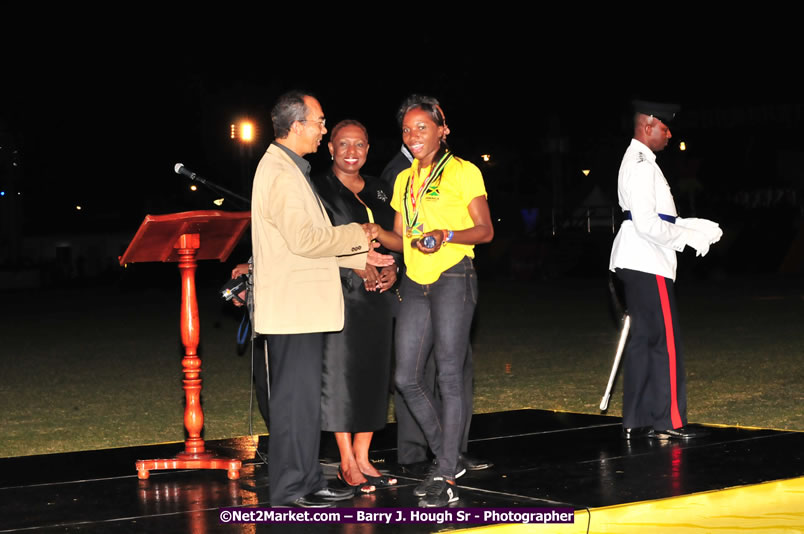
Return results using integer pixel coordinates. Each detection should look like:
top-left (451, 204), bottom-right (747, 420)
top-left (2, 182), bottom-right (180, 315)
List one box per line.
top-left (685, 229), bottom-right (711, 257)
top-left (677, 218), bottom-right (723, 245)
top-left (706, 225), bottom-right (724, 245)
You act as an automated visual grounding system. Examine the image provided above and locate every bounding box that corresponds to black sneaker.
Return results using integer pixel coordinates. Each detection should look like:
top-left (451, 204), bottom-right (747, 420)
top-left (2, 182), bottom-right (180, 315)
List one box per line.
top-left (418, 477), bottom-right (459, 507)
top-left (413, 463), bottom-right (438, 497)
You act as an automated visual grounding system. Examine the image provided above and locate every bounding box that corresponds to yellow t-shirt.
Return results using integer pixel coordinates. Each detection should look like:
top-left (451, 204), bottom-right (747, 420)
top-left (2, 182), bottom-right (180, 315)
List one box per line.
top-left (390, 155), bottom-right (487, 284)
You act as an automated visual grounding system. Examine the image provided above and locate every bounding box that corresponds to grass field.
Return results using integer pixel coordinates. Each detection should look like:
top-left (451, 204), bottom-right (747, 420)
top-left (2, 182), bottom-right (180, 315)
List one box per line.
top-left (1, 265), bottom-right (802, 458)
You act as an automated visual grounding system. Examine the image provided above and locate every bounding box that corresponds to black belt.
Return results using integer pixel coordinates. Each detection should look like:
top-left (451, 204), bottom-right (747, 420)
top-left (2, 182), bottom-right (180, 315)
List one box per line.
top-left (623, 211), bottom-right (676, 224)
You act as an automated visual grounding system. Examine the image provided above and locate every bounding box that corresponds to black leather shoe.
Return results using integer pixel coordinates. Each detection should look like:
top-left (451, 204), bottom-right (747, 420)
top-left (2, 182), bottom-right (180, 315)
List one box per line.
top-left (622, 426), bottom-right (652, 440)
top-left (457, 454), bottom-right (493, 477)
top-left (649, 426), bottom-right (705, 440)
top-left (289, 494), bottom-right (334, 508)
top-left (312, 485), bottom-right (355, 501)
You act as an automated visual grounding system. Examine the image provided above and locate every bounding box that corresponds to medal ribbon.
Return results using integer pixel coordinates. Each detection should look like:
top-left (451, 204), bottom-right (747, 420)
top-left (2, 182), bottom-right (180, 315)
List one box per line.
top-left (403, 152), bottom-right (453, 236)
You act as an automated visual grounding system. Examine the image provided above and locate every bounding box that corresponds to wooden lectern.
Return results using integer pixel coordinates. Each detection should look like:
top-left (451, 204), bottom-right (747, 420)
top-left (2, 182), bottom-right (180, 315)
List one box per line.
top-left (119, 210), bottom-right (251, 480)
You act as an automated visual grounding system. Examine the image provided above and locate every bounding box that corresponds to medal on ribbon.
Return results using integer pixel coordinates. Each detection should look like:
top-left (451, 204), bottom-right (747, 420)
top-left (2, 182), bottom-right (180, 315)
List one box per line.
top-left (403, 152), bottom-right (453, 239)
top-left (405, 223), bottom-right (424, 238)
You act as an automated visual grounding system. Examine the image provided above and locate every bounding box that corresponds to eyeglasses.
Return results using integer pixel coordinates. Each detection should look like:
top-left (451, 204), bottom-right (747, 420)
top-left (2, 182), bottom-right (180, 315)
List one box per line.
top-left (299, 118), bottom-right (326, 129)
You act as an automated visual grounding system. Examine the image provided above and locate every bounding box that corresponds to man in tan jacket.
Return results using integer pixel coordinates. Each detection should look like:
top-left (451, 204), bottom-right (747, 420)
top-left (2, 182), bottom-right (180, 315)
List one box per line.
top-left (251, 91), bottom-right (392, 507)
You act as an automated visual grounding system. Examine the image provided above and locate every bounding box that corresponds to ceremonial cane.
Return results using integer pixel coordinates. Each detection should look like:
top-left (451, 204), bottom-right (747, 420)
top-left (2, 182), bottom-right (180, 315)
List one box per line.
top-left (600, 314), bottom-right (630, 411)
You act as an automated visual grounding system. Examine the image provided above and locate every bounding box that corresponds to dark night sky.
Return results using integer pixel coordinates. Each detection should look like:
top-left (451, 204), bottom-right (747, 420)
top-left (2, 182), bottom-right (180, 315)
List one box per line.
top-left (2, 18), bottom-right (802, 234)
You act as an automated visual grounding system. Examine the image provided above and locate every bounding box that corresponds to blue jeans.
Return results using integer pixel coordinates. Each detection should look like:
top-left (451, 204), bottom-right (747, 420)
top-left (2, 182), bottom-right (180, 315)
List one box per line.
top-left (394, 257), bottom-right (477, 478)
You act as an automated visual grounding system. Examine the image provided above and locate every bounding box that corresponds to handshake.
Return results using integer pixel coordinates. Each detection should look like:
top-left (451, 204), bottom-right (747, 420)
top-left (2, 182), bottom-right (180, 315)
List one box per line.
top-left (678, 218), bottom-right (723, 257)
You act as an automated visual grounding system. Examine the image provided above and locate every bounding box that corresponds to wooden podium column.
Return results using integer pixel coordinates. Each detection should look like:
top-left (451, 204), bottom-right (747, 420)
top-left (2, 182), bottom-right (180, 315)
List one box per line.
top-left (135, 232), bottom-right (241, 480)
top-left (119, 210), bottom-right (250, 481)
top-left (176, 233), bottom-right (206, 458)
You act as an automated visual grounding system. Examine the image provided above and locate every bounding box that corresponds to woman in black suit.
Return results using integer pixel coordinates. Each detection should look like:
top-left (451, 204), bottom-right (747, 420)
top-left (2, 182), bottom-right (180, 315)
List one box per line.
top-left (313, 120), bottom-right (399, 493)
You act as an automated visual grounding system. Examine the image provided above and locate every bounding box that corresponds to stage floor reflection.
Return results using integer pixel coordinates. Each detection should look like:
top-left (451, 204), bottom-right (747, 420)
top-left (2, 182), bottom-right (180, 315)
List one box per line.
top-left (1, 410), bottom-right (802, 533)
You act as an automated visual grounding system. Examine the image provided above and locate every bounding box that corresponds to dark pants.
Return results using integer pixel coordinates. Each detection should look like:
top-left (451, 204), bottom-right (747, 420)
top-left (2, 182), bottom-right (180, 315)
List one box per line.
top-left (617, 268), bottom-right (687, 430)
top-left (265, 332), bottom-right (326, 505)
top-left (394, 347), bottom-right (473, 464)
top-left (253, 335), bottom-right (270, 432)
top-left (395, 257), bottom-right (477, 478)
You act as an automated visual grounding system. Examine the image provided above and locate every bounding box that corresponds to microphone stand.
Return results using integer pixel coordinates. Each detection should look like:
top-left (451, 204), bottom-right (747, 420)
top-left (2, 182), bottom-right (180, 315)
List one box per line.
top-left (178, 166), bottom-right (251, 210)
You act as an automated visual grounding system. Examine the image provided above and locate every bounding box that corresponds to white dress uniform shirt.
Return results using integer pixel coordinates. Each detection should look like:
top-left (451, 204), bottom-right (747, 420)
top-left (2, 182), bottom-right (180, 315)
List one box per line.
top-left (609, 139), bottom-right (701, 281)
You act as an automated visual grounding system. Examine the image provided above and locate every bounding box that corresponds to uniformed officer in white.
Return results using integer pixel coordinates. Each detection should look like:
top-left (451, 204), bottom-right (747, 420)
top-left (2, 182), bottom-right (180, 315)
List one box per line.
top-left (610, 100), bottom-right (722, 440)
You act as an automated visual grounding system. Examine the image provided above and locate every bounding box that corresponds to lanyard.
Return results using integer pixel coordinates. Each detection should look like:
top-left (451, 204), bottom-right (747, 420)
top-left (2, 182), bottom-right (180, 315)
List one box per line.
top-left (403, 152), bottom-right (452, 237)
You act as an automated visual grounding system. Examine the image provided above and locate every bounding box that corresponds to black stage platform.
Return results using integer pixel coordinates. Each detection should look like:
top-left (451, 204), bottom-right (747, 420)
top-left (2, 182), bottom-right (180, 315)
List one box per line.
top-left (1, 410), bottom-right (802, 533)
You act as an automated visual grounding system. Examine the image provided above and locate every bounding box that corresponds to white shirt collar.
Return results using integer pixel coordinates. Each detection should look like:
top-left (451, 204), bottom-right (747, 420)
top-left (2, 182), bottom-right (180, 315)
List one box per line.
top-left (629, 138), bottom-right (656, 162)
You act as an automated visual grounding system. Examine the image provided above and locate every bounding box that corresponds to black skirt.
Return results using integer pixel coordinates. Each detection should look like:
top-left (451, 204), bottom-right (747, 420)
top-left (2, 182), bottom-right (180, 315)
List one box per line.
top-left (320, 271), bottom-right (394, 432)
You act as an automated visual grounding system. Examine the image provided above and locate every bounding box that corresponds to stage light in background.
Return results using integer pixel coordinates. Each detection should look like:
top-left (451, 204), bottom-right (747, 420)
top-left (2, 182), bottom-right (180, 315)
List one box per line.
top-left (230, 120), bottom-right (256, 143)
top-left (582, 169), bottom-right (591, 176)
top-left (240, 121), bottom-right (254, 142)
top-left (679, 141), bottom-right (687, 151)
top-left (232, 118), bottom-right (258, 197)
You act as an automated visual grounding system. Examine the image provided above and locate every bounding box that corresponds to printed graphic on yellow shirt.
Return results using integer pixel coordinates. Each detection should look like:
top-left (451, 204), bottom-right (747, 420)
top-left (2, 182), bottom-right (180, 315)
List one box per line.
top-left (425, 180), bottom-right (441, 199)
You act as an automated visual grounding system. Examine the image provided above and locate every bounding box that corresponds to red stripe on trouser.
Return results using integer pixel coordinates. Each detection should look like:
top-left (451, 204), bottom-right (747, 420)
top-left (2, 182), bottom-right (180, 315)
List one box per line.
top-left (656, 275), bottom-right (683, 429)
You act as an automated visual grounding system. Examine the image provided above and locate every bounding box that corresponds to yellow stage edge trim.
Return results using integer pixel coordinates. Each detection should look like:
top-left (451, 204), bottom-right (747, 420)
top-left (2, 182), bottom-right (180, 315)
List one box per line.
top-left (451, 476), bottom-right (804, 534)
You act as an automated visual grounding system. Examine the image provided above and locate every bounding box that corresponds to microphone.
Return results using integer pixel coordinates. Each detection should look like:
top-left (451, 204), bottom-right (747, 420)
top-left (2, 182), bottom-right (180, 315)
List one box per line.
top-left (174, 163), bottom-right (200, 181)
top-left (172, 162), bottom-right (251, 208)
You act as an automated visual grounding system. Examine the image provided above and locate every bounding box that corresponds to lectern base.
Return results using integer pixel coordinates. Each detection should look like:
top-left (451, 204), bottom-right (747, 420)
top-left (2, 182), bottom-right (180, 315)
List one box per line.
top-left (136, 456), bottom-right (241, 480)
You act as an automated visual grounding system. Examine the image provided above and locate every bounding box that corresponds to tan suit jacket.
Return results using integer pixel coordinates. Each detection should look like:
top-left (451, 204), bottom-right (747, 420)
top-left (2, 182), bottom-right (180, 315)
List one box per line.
top-left (251, 144), bottom-right (368, 334)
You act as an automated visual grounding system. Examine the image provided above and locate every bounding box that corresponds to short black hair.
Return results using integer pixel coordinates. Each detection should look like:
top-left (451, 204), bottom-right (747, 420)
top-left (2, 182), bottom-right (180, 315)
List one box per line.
top-left (396, 94), bottom-right (445, 128)
top-left (330, 119), bottom-right (369, 142)
top-left (271, 91), bottom-right (311, 139)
